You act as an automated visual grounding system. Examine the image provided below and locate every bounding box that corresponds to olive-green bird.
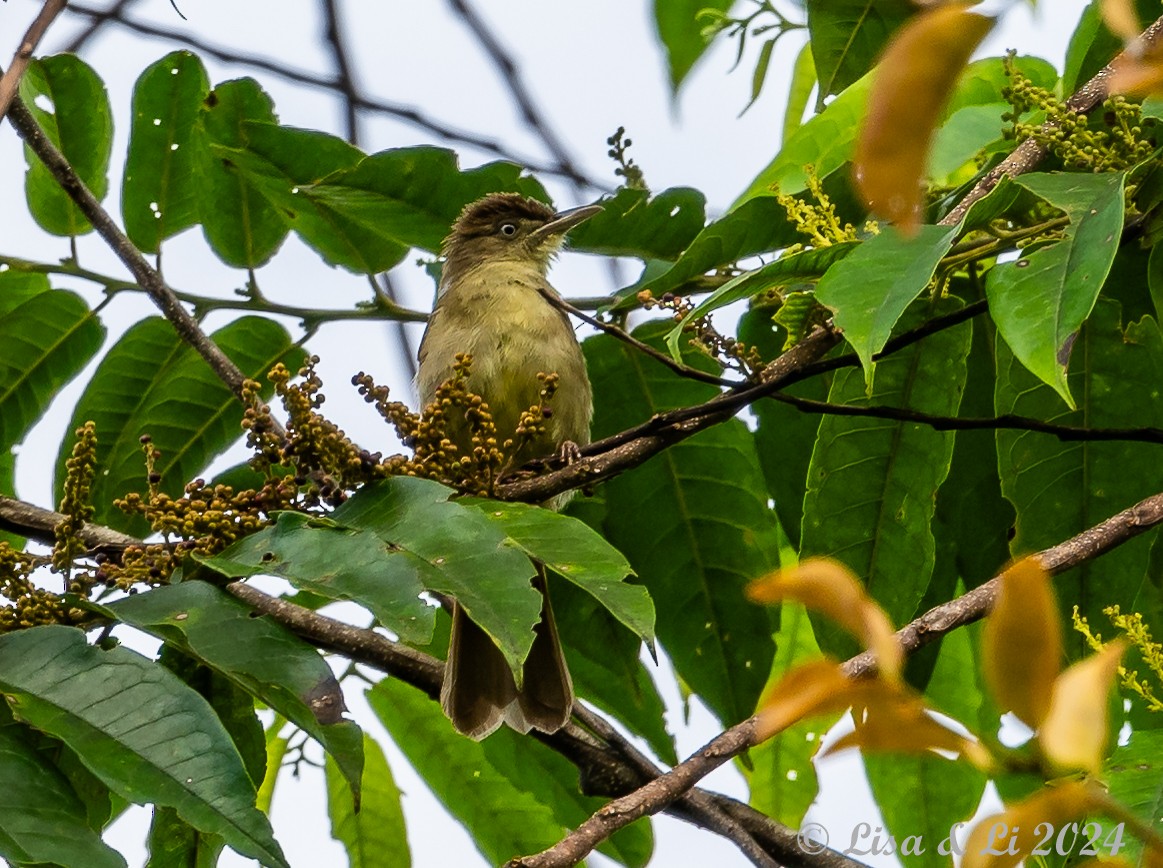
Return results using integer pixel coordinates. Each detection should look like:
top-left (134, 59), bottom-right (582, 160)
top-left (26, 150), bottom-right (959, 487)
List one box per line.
top-left (417, 192), bottom-right (600, 739)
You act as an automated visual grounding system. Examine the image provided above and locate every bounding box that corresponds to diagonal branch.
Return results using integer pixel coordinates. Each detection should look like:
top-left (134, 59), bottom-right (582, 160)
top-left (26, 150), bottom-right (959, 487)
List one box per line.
top-left (0, 0), bottom-right (69, 126)
top-left (507, 488), bottom-right (1163, 868)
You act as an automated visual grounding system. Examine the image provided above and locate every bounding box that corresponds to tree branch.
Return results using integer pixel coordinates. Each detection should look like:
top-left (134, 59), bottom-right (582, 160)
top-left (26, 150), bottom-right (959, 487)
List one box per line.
top-left (0, 0), bottom-right (69, 126)
top-left (508, 488), bottom-right (1163, 867)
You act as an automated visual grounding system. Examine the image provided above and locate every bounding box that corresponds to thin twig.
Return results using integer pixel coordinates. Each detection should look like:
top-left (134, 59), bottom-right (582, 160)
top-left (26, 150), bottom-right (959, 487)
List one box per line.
top-left (769, 390), bottom-right (1163, 445)
top-left (445, 0), bottom-right (592, 191)
top-left (61, 2), bottom-right (608, 190)
top-left (0, 0), bottom-right (69, 125)
top-left (320, 0), bottom-right (359, 145)
top-left (61, 0), bottom-right (136, 52)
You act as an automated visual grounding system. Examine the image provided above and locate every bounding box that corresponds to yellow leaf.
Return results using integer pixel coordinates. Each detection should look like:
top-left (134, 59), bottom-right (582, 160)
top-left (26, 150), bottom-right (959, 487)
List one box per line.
top-left (853, 3), bottom-right (995, 231)
top-left (982, 558), bottom-right (1061, 729)
top-left (1101, 0), bottom-right (1141, 42)
top-left (1039, 640), bottom-right (1126, 773)
top-left (747, 559), bottom-right (903, 681)
top-left (755, 658), bottom-right (885, 741)
top-left (963, 780), bottom-right (1103, 868)
top-left (1109, 51), bottom-right (1163, 96)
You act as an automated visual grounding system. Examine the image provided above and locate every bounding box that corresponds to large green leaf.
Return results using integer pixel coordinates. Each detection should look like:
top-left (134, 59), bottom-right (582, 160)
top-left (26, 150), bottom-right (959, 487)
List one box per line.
top-left (200, 511), bottom-right (436, 645)
top-left (325, 733), bottom-right (410, 868)
top-left (0, 724), bottom-right (125, 868)
top-left (0, 626), bottom-right (287, 868)
top-left (55, 315), bottom-right (305, 535)
top-left (801, 298), bottom-right (971, 657)
top-left (369, 678), bottom-right (653, 867)
top-left (1106, 729), bottom-right (1163, 865)
top-left (585, 323), bottom-right (780, 727)
top-left (805, 0), bottom-right (913, 108)
top-left (0, 270), bottom-right (51, 315)
top-left (986, 172), bottom-right (1126, 407)
top-left (996, 301), bottom-right (1163, 655)
top-left (568, 186), bottom-right (706, 261)
top-left (107, 581), bottom-right (364, 800)
top-left (815, 224), bottom-right (959, 381)
top-left (19, 55), bottom-right (112, 236)
top-left (329, 477), bottom-right (542, 675)
top-left (195, 78), bottom-right (289, 267)
top-left (654, 0), bottom-right (732, 91)
top-left (0, 290), bottom-right (105, 452)
top-left (461, 498), bottom-right (654, 643)
top-left (123, 51), bottom-right (210, 252)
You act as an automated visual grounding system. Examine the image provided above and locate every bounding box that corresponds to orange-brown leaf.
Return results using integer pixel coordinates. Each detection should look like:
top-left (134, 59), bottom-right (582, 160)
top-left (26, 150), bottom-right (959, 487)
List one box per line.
top-left (1039, 640), bottom-right (1126, 773)
top-left (755, 658), bottom-right (885, 741)
top-left (963, 780), bottom-right (1104, 868)
top-left (747, 558), bottom-right (902, 681)
top-left (1101, 0), bottom-right (1142, 42)
top-left (982, 558), bottom-right (1061, 729)
top-left (853, 4), bottom-right (995, 231)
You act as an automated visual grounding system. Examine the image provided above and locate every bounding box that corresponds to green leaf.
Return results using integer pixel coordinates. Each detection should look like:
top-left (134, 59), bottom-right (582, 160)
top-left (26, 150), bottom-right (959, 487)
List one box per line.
top-left (195, 78), bottom-right (289, 267)
top-left (147, 805), bottom-right (225, 868)
top-left (0, 625), bottom-right (288, 868)
top-left (745, 603), bottom-right (829, 827)
top-left (654, 0), bottom-right (732, 91)
top-left (996, 301), bottom-right (1163, 656)
top-left (585, 323), bottom-right (780, 726)
top-left (199, 511), bottom-right (436, 645)
top-left (299, 147), bottom-right (548, 255)
top-left (568, 186), bottom-right (706, 261)
top-left (743, 37), bottom-right (778, 115)
top-left (986, 172), bottom-right (1125, 408)
top-left (107, 581), bottom-right (365, 801)
top-left (332, 477), bottom-right (541, 675)
top-left (0, 290), bottom-right (105, 452)
top-left (19, 55), bottom-right (113, 236)
top-left (461, 498), bottom-right (655, 644)
top-left (815, 225), bottom-right (960, 383)
top-left (123, 51), bottom-right (211, 252)
top-left (0, 724), bottom-right (125, 868)
top-left (805, 0), bottom-right (913, 107)
top-left (55, 315), bottom-right (305, 535)
top-left (1106, 728), bottom-right (1163, 865)
top-left (369, 678), bottom-right (653, 867)
top-left (782, 41), bottom-right (816, 144)
top-left (0, 270), bottom-right (51, 315)
top-left (929, 103), bottom-right (1009, 182)
top-left (801, 298), bottom-right (971, 657)
top-left (209, 122), bottom-right (405, 273)
top-left (325, 734), bottom-right (411, 868)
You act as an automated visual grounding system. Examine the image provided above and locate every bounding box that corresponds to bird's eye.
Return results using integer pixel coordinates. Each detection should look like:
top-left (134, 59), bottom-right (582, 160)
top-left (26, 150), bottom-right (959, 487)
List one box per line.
top-left (500, 223), bottom-right (517, 236)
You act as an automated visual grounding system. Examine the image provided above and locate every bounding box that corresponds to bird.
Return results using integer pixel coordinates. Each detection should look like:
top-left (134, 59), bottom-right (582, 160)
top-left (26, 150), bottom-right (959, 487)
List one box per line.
top-left (417, 192), bottom-right (600, 739)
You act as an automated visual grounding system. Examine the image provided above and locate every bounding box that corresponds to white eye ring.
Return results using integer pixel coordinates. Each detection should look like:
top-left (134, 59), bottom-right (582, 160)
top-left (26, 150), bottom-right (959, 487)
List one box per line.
top-left (500, 223), bottom-right (517, 236)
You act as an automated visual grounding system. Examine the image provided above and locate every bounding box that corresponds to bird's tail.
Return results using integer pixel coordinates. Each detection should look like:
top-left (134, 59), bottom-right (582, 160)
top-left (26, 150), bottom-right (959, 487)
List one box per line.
top-left (441, 567), bottom-right (573, 740)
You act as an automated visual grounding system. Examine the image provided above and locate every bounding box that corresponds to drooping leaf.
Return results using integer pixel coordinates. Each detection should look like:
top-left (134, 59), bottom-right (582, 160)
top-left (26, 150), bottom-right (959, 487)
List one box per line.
top-left (996, 300), bottom-right (1163, 655)
top-left (369, 677), bottom-right (653, 868)
top-left (147, 804), bottom-right (225, 868)
top-left (199, 511), bottom-right (436, 645)
top-left (986, 172), bottom-right (1126, 407)
top-left (801, 297), bottom-right (972, 657)
top-left (814, 225), bottom-right (959, 381)
top-left (0, 724), bottom-right (125, 868)
top-left (805, 0), bottom-right (913, 108)
top-left (19, 54), bottom-right (113, 236)
top-left (0, 626), bottom-right (288, 868)
top-left (461, 498), bottom-right (654, 644)
top-left (782, 41), bottom-right (817, 143)
top-left (195, 77), bottom-right (289, 267)
top-left (123, 51), bottom-right (211, 252)
top-left (654, 0), bottom-right (733, 91)
top-left (55, 315), bottom-right (305, 535)
top-left (107, 581), bottom-right (365, 800)
top-left (585, 323), bottom-right (780, 727)
top-left (325, 734), bottom-right (411, 868)
top-left (0, 290), bottom-right (105, 452)
top-left (853, 6), bottom-right (995, 229)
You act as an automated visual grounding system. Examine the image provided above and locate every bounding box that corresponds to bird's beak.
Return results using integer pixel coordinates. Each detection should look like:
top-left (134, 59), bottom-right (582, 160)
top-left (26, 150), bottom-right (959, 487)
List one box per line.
top-left (531, 203), bottom-right (603, 241)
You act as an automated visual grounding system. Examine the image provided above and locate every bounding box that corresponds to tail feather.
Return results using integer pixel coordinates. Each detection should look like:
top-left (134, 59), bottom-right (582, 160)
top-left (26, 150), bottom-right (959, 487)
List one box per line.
top-left (441, 575), bottom-right (573, 740)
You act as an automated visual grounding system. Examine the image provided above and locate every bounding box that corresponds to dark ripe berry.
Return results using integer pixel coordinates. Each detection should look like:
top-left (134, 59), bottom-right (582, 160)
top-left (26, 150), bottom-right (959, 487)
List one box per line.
top-left (148, 472), bottom-right (162, 484)
top-left (139, 434), bottom-right (152, 444)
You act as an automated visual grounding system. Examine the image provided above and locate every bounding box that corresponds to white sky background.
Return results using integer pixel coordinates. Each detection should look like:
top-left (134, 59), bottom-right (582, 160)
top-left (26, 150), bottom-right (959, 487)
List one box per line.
top-left (0, 1), bottom-right (1089, 866)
